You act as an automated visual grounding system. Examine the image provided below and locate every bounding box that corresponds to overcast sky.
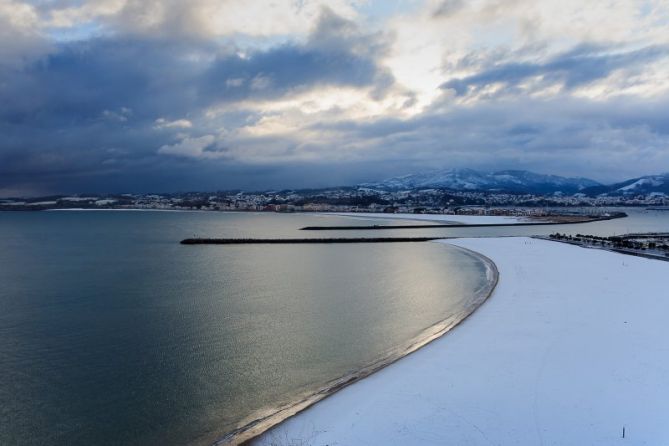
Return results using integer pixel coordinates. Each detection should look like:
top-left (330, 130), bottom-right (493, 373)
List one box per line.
top-left (1, 0), bottom-right (668, 195)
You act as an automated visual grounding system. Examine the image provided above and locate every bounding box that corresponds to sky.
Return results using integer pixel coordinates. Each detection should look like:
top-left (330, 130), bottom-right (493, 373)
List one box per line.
top-left (1, 0), bottom-right (668, 195)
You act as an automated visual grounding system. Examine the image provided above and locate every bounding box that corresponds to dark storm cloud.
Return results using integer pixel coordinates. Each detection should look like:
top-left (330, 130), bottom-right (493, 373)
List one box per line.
top-left (442, 44), bottom-right (669, 96)
top-left (1, 9), bottom-right (391, 122)
top-left (0, 9), bottom-right (394, 194)
top-left (203, 8), bottom-right (394, 101)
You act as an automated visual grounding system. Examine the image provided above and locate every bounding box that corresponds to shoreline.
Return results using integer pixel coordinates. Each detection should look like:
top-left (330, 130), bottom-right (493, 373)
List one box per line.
top-left (253, 237), bottom-right (669, 445)
top-left (210, 244), bottom-right (499, 446)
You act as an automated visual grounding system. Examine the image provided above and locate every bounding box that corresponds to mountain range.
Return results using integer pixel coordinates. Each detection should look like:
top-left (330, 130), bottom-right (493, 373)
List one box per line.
top-left (582, 174), bottom-right (669, 196)
top-left (361, 169), bottom-right (669, 196)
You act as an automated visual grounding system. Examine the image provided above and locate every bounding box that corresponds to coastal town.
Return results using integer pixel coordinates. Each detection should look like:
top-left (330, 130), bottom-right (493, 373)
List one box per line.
top-left (2, 186), bottom-right (668, 214)
top-left (547, 232), bottom-right (669, 260)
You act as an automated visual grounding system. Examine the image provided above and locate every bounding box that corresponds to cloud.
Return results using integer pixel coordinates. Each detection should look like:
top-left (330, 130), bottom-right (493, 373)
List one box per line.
top-left (1, 0), bottom-right (669, 195)
top-left (154, 118), bottom-right (193, 129)
top-left (0, 7), bottom-right (392, 123)
top-left (201, 8), bottom-right (395, 101)
top-left (103, 107), bottom-right (133, 122)
top-left (0, 6), bottom-right (396, 193)
top-left (0, 1), bottom-right (51, 68)
top-left (442, 44), bottom-right (669, 98)
top-left (31, 0), bottom-right (362, 39)
top-left (158, 134), bottom-right (217, 158)
top-left (432, 0), bottom-right (465, 18)
top-left (302, 93), bottom-right (669, 182)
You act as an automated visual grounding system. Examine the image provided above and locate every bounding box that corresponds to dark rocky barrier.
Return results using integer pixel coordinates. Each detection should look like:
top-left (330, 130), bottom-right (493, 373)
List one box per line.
top-left (300, 212), bottom-right (628, 231)
top-left (180, 237), bottom-right (444, 245)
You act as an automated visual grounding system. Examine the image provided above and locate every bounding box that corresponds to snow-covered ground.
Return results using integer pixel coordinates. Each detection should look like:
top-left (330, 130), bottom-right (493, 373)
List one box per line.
top-left (328, 212), bottom-right (527, 225)
top-left (254, 237), bottom-right (669, 445)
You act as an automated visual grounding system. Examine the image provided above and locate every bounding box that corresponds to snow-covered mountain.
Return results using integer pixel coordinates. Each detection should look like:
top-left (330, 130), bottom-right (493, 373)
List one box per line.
top-left (581, 173), bottom-right (669, 196)
top-left (362, 169), bottom-right (601, 194)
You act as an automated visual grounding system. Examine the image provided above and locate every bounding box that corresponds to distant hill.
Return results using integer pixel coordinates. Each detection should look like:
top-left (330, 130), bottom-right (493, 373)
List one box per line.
top-left (581, 173), bottom-right (669, 196)
top-left (362, 168), bottom-right (602, 194)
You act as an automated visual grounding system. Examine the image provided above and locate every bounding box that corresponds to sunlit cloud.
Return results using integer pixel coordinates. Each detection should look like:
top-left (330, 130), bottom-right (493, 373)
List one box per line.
top-left (154, 118), bottom-right (193, 129)
top-left (158, 134), bottom-right (220, 158)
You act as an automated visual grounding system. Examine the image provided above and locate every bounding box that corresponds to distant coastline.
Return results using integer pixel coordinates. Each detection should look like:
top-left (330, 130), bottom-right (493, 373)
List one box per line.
top-left (301, 211), bottom-right (628, 230)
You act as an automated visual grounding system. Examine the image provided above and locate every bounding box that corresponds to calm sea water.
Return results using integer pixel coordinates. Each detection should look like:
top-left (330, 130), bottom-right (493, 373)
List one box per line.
top-left (0, 211), bottom-right (492, 446)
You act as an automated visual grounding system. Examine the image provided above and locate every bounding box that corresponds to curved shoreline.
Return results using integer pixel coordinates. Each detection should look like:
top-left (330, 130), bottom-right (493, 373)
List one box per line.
top-left (211, 244), bottom-right (499, 446)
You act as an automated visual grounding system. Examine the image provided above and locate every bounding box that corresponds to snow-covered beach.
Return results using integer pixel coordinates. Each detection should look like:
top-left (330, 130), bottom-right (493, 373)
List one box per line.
top-left (255, 237), bottom-right (669, 445)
